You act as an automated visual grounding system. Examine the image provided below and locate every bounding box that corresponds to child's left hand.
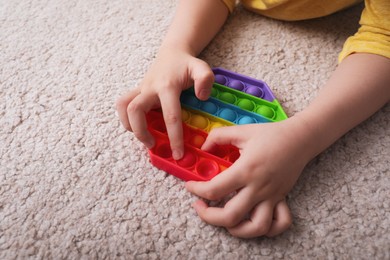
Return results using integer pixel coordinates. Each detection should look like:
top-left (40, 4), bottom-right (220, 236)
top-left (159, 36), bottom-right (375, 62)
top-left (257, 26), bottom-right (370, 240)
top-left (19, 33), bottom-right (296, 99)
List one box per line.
top-left (185, 117), bottom-right (313, 238)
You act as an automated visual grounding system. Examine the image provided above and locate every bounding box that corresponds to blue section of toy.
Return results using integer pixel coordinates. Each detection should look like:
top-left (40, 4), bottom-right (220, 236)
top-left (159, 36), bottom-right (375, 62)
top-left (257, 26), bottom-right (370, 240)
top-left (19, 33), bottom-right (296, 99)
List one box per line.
top-left (180, 90), bottom-right (272, 125)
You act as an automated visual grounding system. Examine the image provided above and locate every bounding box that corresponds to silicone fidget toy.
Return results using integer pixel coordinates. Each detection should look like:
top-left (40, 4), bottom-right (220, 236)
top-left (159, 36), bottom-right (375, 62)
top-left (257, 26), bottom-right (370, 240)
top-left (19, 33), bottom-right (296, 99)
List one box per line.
top-left (147, 67), bottom-right (288, 181)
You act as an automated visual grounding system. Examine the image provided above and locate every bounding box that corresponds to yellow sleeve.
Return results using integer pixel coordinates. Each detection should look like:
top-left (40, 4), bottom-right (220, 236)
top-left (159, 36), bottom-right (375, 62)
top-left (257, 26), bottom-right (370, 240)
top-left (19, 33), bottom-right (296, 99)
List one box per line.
top-left (339, 0), bottom-right (390, 62)
top-left (221, 0), bottom-right (237, 13)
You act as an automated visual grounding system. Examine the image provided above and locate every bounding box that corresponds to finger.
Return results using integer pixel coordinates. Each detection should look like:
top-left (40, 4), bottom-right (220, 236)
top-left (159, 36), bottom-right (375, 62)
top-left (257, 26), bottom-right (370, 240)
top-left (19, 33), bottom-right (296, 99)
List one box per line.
top-left (227, 200), bottom-right (274, 238)
top-left (201, 126), bottom-right (244, 152)
top-left (189, 59), bottom-right (214, 100)
top-left (159, 89), bottom-right (184, 160)
top-left (191, 187), bottom-right (258, 228)
top-left (127, 93), bottom-right (157, 148)
top-left (266, 200), bottom-right (292, 237)
top-left (185, 157), bottom-right (247, 201)
top-left (116, 87), bottom-right (141, 131)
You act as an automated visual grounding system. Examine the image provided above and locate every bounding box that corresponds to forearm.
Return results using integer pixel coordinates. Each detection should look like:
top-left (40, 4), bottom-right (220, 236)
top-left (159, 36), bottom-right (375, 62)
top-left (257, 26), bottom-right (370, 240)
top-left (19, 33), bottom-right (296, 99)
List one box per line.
top-left (160, 0), bottom-right (229, 56)
top-left (295, 53), bottom-right (390, 160)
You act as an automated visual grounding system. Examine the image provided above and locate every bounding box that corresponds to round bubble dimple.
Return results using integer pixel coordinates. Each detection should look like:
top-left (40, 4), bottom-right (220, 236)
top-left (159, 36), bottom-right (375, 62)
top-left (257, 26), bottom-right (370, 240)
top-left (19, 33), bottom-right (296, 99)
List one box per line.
top-left (228, 151), bottom-right (240, 163)
top-left (215, 74), bottom-right (227, 85)
top-left (210, 122), bottom-right (225, 130)
top-left (155, 143), bottom-right (172, 159)
top-left (150, 120), bottom-right (167, 133)
top-left (209, 147), bottom-right (228, 158)
top-left (182, 94), bottom-right (200, 107)
top-left (196, 159), bottom-right (219, 177)
top-left (245, 86), bottom-right (263, 98)
top-left (237, 99), bottom-right (255, 111)
top-left (219, 92), bottom-right (236, 104)
top-left (238, 116), bottom-right (256, 125)
top-left (177, 151), bottom-right (197, 168)
top-left (211, 88), bottom-right (218, 97)
top-left (201, 101), bottom-right (218, 114)
top-left (228, 80), bottom-right (245, 91)
top-left (181, 109), bottom-right (190, 122)
top-left (190, 115), bottom-right (209, 129)
top-left (190, 135), bottom-right (205, 148)
top-left (219, 108), bottom-right (237, 122)
top-left (256, 106), bottom-right (275, 119)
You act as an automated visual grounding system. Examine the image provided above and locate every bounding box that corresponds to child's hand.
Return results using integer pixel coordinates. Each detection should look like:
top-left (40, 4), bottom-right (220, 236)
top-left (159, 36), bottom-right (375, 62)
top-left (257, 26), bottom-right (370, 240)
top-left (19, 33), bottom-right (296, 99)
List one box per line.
top-left (116, 48), bottom-right (214, 160)
top-left (186, 117), bottom-right (313, 238)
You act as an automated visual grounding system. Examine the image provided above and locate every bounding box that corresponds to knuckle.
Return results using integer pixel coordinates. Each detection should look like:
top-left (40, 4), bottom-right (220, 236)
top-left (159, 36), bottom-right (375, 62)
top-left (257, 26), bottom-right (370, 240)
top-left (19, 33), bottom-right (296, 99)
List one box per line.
top-left (115, 96), bottom-right (126, 109)
top-left (116, 99), bottom-right (132, 131)
top-left (281, 215), bottom-right (293, 230)
top-left (239, 170), bottom-right (253, 182)
top-left (127, 101), bottom-right (142, 114)
top-left (203, 70), bottom-right (214, 82)
top-left (196, 69), bottom-right (214, 83)
top-left (132, 129), bottom-right (149, 142)
top-left (164, 112), bottom-right (180, 125)
top-left (254, 221), bottom-right (271, 236)
top-left (157, 82), bottom-right (177, 95)
top-left (203, 190), bottom-right (219, 201)
top-left (223, 209), bottom-right (242, 227)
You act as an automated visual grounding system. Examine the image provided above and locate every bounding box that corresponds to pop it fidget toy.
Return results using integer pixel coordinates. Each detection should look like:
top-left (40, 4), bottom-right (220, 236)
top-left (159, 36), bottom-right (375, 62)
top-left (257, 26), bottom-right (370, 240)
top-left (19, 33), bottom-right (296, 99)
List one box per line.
top-left (147, 68), bottom-right (288, 181)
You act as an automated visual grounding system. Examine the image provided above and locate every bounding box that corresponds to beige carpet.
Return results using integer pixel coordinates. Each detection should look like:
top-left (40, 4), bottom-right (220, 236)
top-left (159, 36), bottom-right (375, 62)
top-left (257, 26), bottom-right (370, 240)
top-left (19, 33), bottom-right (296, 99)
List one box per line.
top-left (1, 0), bottom-right (389, 259)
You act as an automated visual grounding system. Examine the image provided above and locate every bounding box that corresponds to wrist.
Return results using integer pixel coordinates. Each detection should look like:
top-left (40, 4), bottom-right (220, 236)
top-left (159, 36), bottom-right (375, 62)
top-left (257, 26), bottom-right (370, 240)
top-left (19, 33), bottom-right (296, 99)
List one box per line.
top-left (287, 112), bottom-right (326, 162)
top-left (158, 42), bottom-right (197, 57)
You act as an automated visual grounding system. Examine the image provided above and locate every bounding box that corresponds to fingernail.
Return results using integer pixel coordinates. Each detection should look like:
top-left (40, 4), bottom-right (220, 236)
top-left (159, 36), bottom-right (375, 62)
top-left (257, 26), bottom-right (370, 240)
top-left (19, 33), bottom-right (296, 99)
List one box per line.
top-left (172, 149), bottom-right (183, 160)
top-left (145, 140), bottom-right (155, 149)
top-left (199, 89), bottom-right (210, 100)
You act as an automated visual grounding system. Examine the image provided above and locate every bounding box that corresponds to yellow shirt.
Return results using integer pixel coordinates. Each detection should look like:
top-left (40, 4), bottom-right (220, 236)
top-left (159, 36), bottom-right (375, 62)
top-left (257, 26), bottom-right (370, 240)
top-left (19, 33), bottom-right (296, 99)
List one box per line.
top-left (221, 0), bottom-right (390, 62)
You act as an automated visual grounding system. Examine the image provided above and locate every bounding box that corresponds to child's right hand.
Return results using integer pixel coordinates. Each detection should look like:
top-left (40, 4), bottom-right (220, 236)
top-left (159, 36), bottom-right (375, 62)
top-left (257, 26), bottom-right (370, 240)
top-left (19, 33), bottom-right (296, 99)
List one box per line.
top-left (185, 118), bottom-right (312, 238)
top-left (116, 48), bottom-right (214, 160)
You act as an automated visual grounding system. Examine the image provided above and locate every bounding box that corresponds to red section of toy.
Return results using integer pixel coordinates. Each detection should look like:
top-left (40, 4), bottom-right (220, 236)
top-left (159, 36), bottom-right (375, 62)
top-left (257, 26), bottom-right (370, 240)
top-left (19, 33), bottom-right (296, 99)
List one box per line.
top-left (146, 110), bottom-right (239, 181)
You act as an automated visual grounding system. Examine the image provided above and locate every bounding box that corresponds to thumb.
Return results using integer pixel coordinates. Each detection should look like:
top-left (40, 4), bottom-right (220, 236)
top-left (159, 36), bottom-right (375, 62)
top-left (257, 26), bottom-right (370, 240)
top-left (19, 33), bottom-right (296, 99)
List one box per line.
top-left (189, 59), bottom-right (214, 100)
top-left (202, 125), bottom-right (245, 152)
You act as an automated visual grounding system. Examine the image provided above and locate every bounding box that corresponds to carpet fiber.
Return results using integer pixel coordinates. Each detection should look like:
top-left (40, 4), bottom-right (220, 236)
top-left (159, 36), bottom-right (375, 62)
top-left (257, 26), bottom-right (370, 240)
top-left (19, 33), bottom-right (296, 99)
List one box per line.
top-left (1, 0), bottom-right (389, 259)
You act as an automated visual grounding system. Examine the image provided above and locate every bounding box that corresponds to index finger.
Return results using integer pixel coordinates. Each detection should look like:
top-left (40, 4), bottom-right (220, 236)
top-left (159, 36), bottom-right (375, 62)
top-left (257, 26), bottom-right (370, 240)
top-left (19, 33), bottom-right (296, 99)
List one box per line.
top-left (159, 90), bottom-right (184, 160)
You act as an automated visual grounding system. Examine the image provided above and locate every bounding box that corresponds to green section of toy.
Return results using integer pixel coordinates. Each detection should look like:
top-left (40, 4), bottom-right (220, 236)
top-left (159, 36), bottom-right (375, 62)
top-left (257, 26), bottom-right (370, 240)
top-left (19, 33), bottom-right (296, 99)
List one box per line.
top-left (211, 83), bottom-right (288, 122)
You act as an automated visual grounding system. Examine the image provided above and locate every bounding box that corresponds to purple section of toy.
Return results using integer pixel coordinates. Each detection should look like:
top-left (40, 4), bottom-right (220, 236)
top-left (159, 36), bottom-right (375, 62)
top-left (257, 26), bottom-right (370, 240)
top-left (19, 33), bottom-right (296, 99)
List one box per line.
top-left (212, 67), bottom-right (276, 102)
